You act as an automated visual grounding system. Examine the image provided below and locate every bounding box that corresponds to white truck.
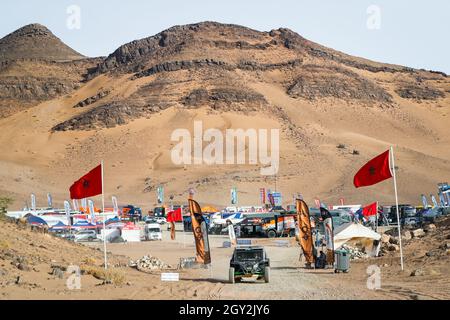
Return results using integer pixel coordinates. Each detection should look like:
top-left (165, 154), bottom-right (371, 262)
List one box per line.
top-left (144, 223), bottom-right (162, 241)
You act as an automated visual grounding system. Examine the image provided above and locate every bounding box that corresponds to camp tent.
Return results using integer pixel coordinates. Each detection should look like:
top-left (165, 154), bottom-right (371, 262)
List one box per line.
top-left (26, 215), bottom-right (48, 226)
top-left (202, 206), bottom-right (218, 213)
top-left (71, 220), bottom-right (97, 229)
top-left (334, 222), bottom-right (381, 257)
top-left (49, 221), bottom-right (69, 230)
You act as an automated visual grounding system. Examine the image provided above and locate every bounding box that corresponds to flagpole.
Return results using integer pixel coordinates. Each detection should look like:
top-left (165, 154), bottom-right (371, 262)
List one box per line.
top-left (390, 146), bottom-right (404, 271)
top-left (101, 160), bottom-right (108, 270)
top-left (375, 201), bottom-right (379, 233)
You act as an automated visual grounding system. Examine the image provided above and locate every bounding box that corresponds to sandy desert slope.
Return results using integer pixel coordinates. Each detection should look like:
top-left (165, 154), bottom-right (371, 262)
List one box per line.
top-left (0, 22), bottom-right (449, 210)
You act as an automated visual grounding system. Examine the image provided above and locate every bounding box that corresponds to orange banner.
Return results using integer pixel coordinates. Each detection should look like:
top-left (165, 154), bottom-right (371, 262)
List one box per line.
top-left (188, 199), bottom-right (211, 264)
top-left (296, 199), bottom-right (314, 265)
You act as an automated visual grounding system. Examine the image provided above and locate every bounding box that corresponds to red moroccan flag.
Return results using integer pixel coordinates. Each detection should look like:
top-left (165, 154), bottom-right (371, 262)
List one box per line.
top-left (167, 208), bottom-right (182, 223)
top-left (353, 150), bottom-right (392, 188)
top-left (362, 202), bottom-right (377, 217)
top-left (70, 164), bottom-right (102, 199)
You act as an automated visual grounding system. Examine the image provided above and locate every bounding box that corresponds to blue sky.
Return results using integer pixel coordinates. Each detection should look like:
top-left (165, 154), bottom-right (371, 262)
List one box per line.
top-left (1, 0), bottom-right (449, 73)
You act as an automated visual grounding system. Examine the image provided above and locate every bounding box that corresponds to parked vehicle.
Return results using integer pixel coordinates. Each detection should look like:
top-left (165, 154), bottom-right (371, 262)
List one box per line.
top-left (153, 207), bottom-right (166, 218)
top-left (74, 230), bottom-right (97, 242)
top-left (144, 223), bottom-right (162, 241)
top-left (229, 246), bottom-right (270, 283)
top-left (386, 205), bottom-right (420, 227)
top-left (421, 207), bottom-right (444, 223)
top-left (154, 217), bottom-right (167, 225)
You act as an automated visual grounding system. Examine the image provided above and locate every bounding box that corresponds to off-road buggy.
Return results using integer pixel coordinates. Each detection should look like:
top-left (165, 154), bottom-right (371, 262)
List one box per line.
top-left (229, 246), bottom-right (270, 283)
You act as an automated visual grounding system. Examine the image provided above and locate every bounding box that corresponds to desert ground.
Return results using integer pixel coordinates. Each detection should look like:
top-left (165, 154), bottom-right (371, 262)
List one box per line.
top-left (1, 216), bottom-right (449, 300)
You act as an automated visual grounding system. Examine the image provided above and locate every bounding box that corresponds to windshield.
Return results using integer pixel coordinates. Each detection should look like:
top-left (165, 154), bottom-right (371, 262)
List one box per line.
top-left (236, 250), bottom-right (263, 261)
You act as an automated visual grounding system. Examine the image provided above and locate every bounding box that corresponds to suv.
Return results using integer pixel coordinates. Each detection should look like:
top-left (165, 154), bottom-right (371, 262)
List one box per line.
top-left (229, 246), bottom-right (270, 283)
top-left (74, 230), bottom-right (97, 242)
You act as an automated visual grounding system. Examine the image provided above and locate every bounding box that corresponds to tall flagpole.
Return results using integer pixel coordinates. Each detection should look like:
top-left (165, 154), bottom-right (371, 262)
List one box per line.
top-left (375, 201), bottom-right (379, 233)
top-left (390, 146), bottom-right (404, 271)
top-left (101, 160), bottom-right (108, 270)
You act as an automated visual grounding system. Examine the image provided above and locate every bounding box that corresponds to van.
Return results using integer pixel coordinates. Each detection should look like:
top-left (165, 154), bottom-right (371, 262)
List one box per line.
top-left (74, 230), bottom-right (97, 242)
top-left (145, 223), bottom-right (162, 241)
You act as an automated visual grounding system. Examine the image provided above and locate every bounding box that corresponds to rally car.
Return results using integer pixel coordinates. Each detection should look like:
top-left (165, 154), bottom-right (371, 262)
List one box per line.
top-left (229, 246), bottom-right (270, 283)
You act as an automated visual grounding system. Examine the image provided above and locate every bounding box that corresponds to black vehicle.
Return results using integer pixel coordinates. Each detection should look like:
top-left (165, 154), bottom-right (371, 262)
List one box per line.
top-left (387, 205), bottom-right (419, 227)
top-left (229, 246), bottom-right (270, 283)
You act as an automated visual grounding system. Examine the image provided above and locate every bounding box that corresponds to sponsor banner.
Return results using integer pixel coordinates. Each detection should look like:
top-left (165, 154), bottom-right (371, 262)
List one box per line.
top-left (296, 199), bottom-right (314, 265)
top-left (259, 188), bottom-right (266, 204)
top-left (47, 193), bottom-right (53, 208)
top-left (157, 186), bottom-right (164, 204)
top-left (31, 193), bottom-right (36, 211)
top-left (431, 194), bottom-right (438, 208)
top-left (231, 187), bottom-right (237, 205)
top-left (421, 194), bottom-right (428, 208)
top-left (81, 198), bottom-right (87, 210)
top-left (88, 200), bottom-right (95, 222)
top-left (314, 199), bottom-right (320, 208)
top-left (188, 199), bottom-right (211, 264)
top-left (272, 192), bottom-right (282, 206)
top-left (64, 200), bottom-right (71, 226)
top-left (112, 196), bottom-right (118, 214)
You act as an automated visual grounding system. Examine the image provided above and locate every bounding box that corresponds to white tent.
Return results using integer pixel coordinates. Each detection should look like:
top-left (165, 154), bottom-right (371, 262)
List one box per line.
top-left (334, 223), bottom-right (382, 257)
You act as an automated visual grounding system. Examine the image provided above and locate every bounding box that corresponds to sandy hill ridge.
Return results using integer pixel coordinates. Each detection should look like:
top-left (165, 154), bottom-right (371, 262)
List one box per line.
top-left (0, 22), bottom-right (449, 209)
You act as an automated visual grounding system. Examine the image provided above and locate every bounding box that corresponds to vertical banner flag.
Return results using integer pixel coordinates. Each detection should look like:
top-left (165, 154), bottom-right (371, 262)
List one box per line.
top-left (88, 200), bottom-right (95, 223)
top-left (70, 164), bottom-right (102, 199)
top-left (112, 196), bottom-right (118, 214)
top-left (296, 199), bottom-right (314, 265)
top-left (188, 199), bottom-right (211, 264)
top-left (421, 194), bottom-right (428, 208)
top-left (72, 199), bottom-right (79, 212)
top-left (31, 193), bottom-right (36, 211)
top-left (362, 202), bottom-right (378, 217)
top-left (439, 192), bottom-right (450, 207)
top-left (272, 192), bottom-right (282, 206)
top-left (267, 192), bottom-right (275, 207)
top-left (64, 200), bottom-right (71, 226)
top-left (157, 186), bottom-right (164, 204)
top-left (431, 195), bottom-right (438, 208)
top-left (231, 187), bottom-right (238, 205)
top-left (353, 150), bottom-right (392, 188)
top-left (47, 193), bottom-right (53, 208)
top-left (188, 187), bottom-right (195, 200)
top-left (259, 188), bottom-right (266, 204)
top-left (81, 198), bottom-right (87, 211)
top-left (320, 207), bottom-right (335, 265)
top-left (314, 199), bottom-right (320, 208)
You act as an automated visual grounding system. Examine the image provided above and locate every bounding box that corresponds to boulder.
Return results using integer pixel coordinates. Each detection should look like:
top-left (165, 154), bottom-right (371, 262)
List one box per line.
top-left (389, 236), bottom-right (399, 245)
top-left (402, 231), bottom-right (412, 240)
top-left (423, 224), bottom-right (437, 233)
top-left (411, 229), bottom-right (426, 238)
top-left (410, 269), bottom-right (425, 277)
top-left (381, 234), bottom-right (391, 243)
top-left (388, 244), bottom-right (399, 252)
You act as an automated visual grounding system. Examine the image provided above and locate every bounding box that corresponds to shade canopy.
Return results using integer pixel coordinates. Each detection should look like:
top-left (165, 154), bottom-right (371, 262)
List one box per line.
top-left (27, 215), bottom-right (48, 226)
top-left (334, 222), bottom-right (381, 249)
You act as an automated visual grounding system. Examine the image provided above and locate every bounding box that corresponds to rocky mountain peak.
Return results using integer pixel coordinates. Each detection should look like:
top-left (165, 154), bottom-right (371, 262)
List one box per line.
top-left (0, 23), bottom-right (84, 62)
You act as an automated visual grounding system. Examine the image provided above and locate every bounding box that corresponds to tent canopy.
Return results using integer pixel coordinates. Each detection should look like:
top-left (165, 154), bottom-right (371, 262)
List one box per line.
top-left (202, 206), bottom-right (218, 213)
top-left (334, 222), bottom-right (381, 249)
top-left (49, 221), bottom-right (69, 229)
top-left (26, 215), bottom-right (48, 226)
top-left (72, 220), bottom-right (97, 229)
